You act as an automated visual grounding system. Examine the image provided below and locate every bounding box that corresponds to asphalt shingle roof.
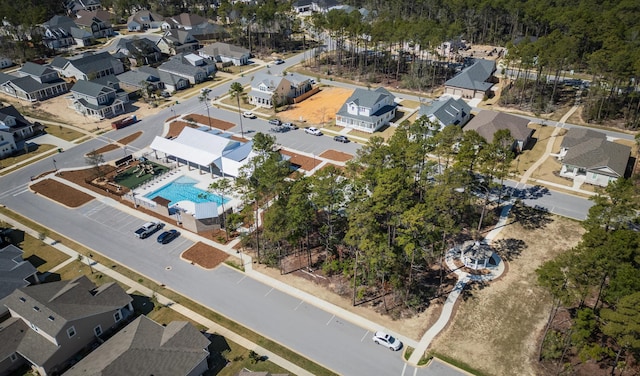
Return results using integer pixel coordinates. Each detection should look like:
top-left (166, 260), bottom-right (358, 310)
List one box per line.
top-left (463, 110), bottom-right (532, 142)
top-left (199, 42), bottom-right (249, 59)
top-left (343, 87), bottom-right (394, 109)
top-left (66, 51), bottom-right (118, 75)
top-left (562, 128), bottom-right (631, 177)
top-left (18, 62), bottom-right (56, 78)
top-left (71, 79), bottom-right (114, 97)
top-left (418, 97), bottom-right (471, 126)
top-left (63, 316), bottom-right (210, 376)
top-left (445, 58), bottom-right (495, 91)
top-left (0, 245), bottom-right (36, 302)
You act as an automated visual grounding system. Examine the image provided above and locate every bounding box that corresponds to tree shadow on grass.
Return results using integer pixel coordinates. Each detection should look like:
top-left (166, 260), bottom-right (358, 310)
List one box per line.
top-left (460, 280), bottom-right (490, 302)
top-left (492, 237), bottom-right (527, 261)
top-left (130, 294), bottom-right (155, 315)
top-left (206, 334), bottom-right (231, 374)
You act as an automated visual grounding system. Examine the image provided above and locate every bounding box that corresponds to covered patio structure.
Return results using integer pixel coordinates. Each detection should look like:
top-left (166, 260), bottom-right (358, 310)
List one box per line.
top-left (149, 127), bottom-right (255, 177)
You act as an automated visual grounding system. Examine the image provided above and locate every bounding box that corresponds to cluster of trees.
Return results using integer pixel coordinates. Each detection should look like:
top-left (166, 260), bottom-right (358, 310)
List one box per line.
top-left (537, 178), bottom-right (640, 374)
top-left (230, 118), bottom-right (515, 310)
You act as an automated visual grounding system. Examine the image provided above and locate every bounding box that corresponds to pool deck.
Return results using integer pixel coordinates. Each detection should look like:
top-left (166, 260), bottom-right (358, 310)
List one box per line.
top-left (132, 163), bottom-right (240, 214)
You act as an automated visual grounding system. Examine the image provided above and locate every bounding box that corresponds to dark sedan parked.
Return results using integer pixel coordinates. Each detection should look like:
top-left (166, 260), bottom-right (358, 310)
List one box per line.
top-left (333, 135), bottom-right (350, 143)
top-left (157, 229), bottom-right (179, 244)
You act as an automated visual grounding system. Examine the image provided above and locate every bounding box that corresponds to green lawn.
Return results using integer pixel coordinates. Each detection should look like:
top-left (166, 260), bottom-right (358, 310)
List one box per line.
top-left (19, 234), bottom-right (70, 273)
top-left (46, 260), bottom-right (129, 291)
top-left (114, 162), bottom-right (170, 189)
top-left (43, 125), bottom-right (85, 142)
top-left (0, 144), bottom-right (56, 172)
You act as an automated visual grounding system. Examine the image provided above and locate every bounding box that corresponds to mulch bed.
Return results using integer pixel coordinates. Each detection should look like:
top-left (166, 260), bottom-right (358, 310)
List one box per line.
top-left (167, 121), bottom-right (197, 138)
top-left (31, 179), bottom-right (94, 207)
top-left (320, 150), bottom-right (353, 162)
top-left (181, 242), bottom-right (230, 269)
top-left (183, 114), bottom-right (235, 131)
top-left (280, 150), bottom-right (321, 171)
top-left (92, 143), bottom-right (119, 154)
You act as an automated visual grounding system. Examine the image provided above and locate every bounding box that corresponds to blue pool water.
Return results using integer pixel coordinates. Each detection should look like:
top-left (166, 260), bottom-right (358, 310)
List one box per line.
top-left (144, 176), bottom-right (230, 206)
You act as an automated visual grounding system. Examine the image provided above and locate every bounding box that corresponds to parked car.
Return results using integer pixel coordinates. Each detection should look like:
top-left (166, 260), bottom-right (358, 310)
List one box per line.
top-left (281, 122), bottom-right (297, 130)
top-left (268, 119), bottom-right (281, 126)
top-left (372, 331), bottom-right (402, 351)
top-left (333, 135), bottom-right (349, 143)
top-left (305, 127), bottom-right (322, 136)
top-left (161, 91), bottom-right (171, 98)
top-left (242, 111), bottom-right (256, 119)
top-left (157, 229), bottom-right (179, 244)
top-left (274, 58), bottom-right (285, 65)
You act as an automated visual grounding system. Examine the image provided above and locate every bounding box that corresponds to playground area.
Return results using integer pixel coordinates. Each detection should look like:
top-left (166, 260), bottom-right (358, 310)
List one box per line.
top-left (277, 87), bottom-right (353, 126)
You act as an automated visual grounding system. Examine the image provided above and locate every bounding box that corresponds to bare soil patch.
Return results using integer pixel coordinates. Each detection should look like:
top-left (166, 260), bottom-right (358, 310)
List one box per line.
top-left (93, 143), bottom-right (120, 154)
top-left (184, 114), bottom-right (235, 131)
top-left (430, 217), bottom-right (585, 376)
top-left (167, 121), bottom-right (197, 138)
top-left (181, 242), bottom-right (230, 269)
top-left (319, 149), bottom-right (353, 163)
top-left (277, 87), bottom-right (353, 125)
top-left (280, 150), bottom-right (320, 172)
top-left (31, 179), bottom-right (94, 207)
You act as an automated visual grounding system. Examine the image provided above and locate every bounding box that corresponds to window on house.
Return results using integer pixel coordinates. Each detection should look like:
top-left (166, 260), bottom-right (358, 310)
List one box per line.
top-left (33, 306), bottom-right (40, 312)
top-left (19, 297), bottom-right (25, 302)
top-left (48, 315), bottom-right (55, 321)
top-left (67, 326), bottom-right (76, 338)
top-left (94, 325), bottom-right (102, 336)
top-left (114, 310), bottom-right (122, 322)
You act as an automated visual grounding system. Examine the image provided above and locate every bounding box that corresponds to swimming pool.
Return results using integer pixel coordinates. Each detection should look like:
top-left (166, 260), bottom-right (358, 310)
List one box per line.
top-left (144, 176), bottom-right (230, 206)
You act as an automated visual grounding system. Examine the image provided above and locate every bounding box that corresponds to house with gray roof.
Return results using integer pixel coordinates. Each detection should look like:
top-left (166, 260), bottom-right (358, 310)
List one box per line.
top-left (199, 42), bottom-right (250, 66)
top-left (0, 63), bottom-right (68, 102)
top-left (127, 10), bottom-right (164, 31)
top-left (112, 37), bottom-right (163, 66)
top-left (0, 105), bottom-right (41, 158)
top-left (249, 72), bottom-right (312, 108)
top-left (0, 244), bottom-right (37, 315)
top-left (42, 15), bottom-right (93, 48)
top-left (463, 110), bottom-right (532, 151)
top-left (63, 315), bottom-right (210, 376)
top-left (444, 58), bottom-right (496, 99)
top-left (65, 0), bottom-right (102, 14)
top-left (335, 87), bottom-right (396, 133)
top-left (54, 52), bottom-right (124, 81)
top-left (558, 128), bottom-right (631, 187)
top-left (418, 97), bottom-right (472, 132)
top-left (158, 53), bottom-right (215, 85)
top-left (75, 9), bottom-right (115, 38)
top-left (68, 79), bottom-right (128, 119)
top-left (0, 276), bottom-right (133, 376)
top-left (157, 29), bottom-right (199, 55)
top-left (163, 13), bottom-right (209, 30)
top-left (137, 66), bottom-right (190, 92)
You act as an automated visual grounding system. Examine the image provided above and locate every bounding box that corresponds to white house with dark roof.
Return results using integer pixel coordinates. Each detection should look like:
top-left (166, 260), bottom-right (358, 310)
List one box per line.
top-left (54, 52), bottom-right (124, 81)
top-left (558, 128), bottom-right (631, 187)
top-left (41, 15), bottom-right (93, 48)
top-left (0, 276), bottom-right (133, 376)
top-left (463, 110), bottom-right (533, 151)
top-left (137, 66), bottom-right (190, 92)
top-left (0, 244), bottom-right (38, 314)
top-left (0, 105), bottom-right (41, 157)
top-left (0, 56), bottom-right (12, 69)
top-left (444, 58), bottom-right (496, 99)
top-left (63, 315), bottom-right (210, 376)
top-left (248, 72), bottom-right (312, 108)
top-left (163, 12), bottom-right (209, 30)
top-left (158, 53), bottom-right (215, 85)
top-left (68, 79), bottom-right (128, 119)
top-left (0, 63), bottom-right (68, 102)
top-left (418, 97), bottom-right (472, 131)
top-left (335, 87), bottom-right (396, 133)
top-left (198, 42), bottom-right (250, 66)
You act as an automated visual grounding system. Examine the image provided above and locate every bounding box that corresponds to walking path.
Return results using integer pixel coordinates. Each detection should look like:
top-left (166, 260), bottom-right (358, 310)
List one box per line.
top-left (407, 204), bottom-right (510, 365)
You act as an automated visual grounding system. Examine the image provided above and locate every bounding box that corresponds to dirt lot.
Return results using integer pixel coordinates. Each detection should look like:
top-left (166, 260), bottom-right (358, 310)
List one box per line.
top-left (31, 179), bottom-right (94, 207)
top-left (181, 242), bottom-right (230, 269)
top-left (430, 217), bottom-right (584, 376)
top-left (277, 87), bottom-right (353, 126)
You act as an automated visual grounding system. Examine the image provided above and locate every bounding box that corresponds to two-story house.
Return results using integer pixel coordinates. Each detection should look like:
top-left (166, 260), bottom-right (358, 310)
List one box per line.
top-left (248, 72), bottom-right (313, 108)
top-left (335, 87), bottom-right (397, 133)
top-left (74, 9), bottom-right (114, 38)
top-left (127, 10), bottom-right (164, 31)
top-left (112, 37), bottom-right (164, 66)
top-left (198, 42), bottom-right (250, 66)
top-left (69, 79), bottom-right (128, 119)
top-left (0, 105), bottom-right (41, 157)
top-left (444, 58), bottom-right (496, 99)
top-left (41, 15), bottom-right (93, 49)
top-left (0, 62), bottom-right (68, 102)
top-left (158, 53), bottom-right (215, 85)
top-left (0, 276), bottom-right (133, 376)
top-left (163, 12), bottom-right (209, 30)
top-left (157, 29), bottom-right (199, 55)
top-left (63, 315), bottom-right (211, 376)
top-left (53, 52), bottom-right (124, 81)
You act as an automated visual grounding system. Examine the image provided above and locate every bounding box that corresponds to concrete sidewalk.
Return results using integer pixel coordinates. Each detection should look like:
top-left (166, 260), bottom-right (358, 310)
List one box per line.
top-left (0, 211), bottom-right (314, 376)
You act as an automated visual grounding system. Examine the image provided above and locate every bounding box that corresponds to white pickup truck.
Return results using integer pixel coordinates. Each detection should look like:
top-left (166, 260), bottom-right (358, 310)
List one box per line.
top-left (134, 221), bottom-right (164, 239)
